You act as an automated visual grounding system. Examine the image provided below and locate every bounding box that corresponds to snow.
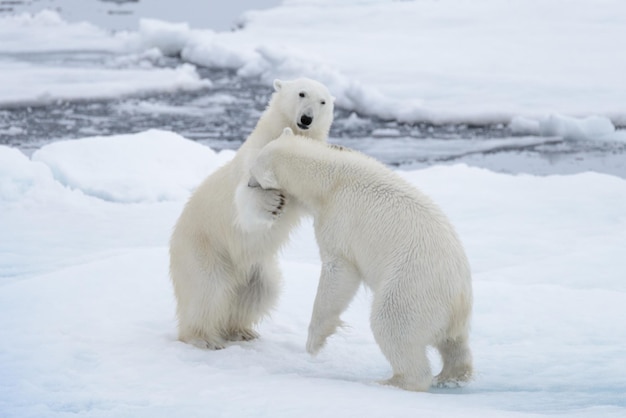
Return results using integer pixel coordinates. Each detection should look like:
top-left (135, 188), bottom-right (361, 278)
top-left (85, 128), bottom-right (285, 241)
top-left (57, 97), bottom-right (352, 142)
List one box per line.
top-left (1, 0), bottom-right (281, 32)
top-left (511, 115), bottom-right (626, 143)
top-left (134, 19), bottom-right (195, 57)
top-left (3, 1), bottom-right (626, 126)
top-left (0, 13), bottom-right (210, 106)
top-left (0, 9), bottom-right (124, 53)
top-left (0, 60), bottom-right (211, 107)
top-left (2, 131), bottom-right (626, 417)
top-left (30, 130), bottom-right (229, 203)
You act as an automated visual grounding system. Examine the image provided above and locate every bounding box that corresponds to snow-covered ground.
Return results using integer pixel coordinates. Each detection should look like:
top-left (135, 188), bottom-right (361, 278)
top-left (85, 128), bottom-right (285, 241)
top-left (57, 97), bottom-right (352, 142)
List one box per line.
top-left (2, 1), bottom-right (626, 417)
top-left (1, 131), bottom-right (625, 417)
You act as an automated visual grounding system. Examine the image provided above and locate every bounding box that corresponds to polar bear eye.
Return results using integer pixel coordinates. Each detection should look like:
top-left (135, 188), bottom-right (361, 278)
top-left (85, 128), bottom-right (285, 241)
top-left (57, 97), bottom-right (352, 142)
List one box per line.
top-left (299, 92), bottom-right (306, 98)
top-left (321, 100), bottom-right (326, 105)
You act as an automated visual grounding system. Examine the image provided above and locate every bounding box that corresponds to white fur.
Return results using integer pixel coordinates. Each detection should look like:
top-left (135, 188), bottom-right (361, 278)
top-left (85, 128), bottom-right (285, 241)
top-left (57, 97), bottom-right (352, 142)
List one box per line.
top-left (250, 129), bottom-right (473, 391)
top-left (169, 79), bottom-right (334, 349)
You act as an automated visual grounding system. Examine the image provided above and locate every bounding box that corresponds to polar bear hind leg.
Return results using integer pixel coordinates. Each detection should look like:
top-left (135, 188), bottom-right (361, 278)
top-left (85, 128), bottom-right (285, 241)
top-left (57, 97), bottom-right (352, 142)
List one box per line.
top-left (372, 332), bottom-right (433, 391)
top-left (175, 269), bottom-right (231, 350)
top-left (370, 287), bottom-right (434, 392)
top-left (433, 333), bottom-right (473, 387)
top-left (225, 261), bottom-right (282, 342)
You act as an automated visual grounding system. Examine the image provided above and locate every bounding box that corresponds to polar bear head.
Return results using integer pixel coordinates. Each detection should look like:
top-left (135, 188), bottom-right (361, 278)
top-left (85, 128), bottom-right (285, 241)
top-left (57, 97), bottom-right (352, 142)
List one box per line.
top-left (249, 127), bottom-right (350, 206)
top-left (250, 126), bottom-right (338, 191)
top-left (271, 78), bottom-right (335, 139)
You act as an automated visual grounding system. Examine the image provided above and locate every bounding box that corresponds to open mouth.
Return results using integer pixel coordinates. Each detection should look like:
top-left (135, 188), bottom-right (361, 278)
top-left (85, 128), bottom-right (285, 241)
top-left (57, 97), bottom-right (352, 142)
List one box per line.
top-left (297, 123), bottom-right (310, 130)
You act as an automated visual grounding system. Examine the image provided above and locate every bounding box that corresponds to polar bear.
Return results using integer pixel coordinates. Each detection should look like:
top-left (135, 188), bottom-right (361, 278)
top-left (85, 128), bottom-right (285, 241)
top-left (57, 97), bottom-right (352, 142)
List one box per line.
top-left (169, 78), bottom-right (334, 349)
top-left (248, 128), bottom-right (473, 391)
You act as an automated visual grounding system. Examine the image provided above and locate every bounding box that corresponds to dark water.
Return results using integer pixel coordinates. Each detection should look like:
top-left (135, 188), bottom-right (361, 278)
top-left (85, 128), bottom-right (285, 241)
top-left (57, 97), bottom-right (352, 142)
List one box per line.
top-left (0, 66), bottom-right (509, 150)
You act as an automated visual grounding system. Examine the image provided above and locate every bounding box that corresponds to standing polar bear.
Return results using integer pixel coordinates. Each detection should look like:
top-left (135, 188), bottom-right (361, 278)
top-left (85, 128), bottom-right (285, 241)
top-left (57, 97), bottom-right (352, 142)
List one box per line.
top-left (249, 128), bottom-right (473, 391)
top-left (170, 78), bottom-right (334, 349)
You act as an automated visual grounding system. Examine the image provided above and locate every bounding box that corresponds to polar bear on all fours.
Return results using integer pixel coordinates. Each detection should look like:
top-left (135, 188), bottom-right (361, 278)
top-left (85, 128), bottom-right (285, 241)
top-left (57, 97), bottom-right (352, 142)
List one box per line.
top-left (169, 78), bottom-right (334, 349)
top-left (248, 128), bottom-right (473, 392)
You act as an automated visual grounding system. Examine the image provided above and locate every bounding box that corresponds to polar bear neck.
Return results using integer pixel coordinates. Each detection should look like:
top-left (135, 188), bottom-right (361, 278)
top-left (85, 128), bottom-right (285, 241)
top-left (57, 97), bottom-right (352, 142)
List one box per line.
top-left (268, 139), bottom-right (350, 211)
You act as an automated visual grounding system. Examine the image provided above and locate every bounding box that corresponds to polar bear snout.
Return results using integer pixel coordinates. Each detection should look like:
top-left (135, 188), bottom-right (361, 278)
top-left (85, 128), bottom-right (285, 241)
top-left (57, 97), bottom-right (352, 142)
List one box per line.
top-left (298, 114), bottom-right (313, 130)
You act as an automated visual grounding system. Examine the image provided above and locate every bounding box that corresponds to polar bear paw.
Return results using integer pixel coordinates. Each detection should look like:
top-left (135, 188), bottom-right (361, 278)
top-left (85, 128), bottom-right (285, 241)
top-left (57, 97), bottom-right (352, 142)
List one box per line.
top-left (188, 337), bottom-right (226, 351)
top-left (306, 332), bottom-right (326, 355)
top-left (227, 328), bottom-right (260, 342)
top-left (432, 370), bottom-right (472, 388)
top-left (257, 188), bottom-right (286, 219)
top-left (234, 181), bottom-right (286, 230)
top-left (306, 319), bottom-right (345, 355)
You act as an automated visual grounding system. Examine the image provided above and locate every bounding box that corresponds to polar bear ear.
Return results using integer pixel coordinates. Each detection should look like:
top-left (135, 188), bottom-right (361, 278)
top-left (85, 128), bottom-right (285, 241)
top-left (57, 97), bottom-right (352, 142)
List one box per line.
top-left (273, 79), bottom-right (283, 91)
top-left (282, 127), bottom-right (294, 136)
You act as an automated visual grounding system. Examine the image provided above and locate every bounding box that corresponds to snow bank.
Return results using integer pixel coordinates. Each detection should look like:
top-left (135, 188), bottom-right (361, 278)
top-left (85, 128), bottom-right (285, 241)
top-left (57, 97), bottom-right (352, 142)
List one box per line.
top-left (135, 19), bottom-right (194, 57)
top-left (510, 114), bottom-right (626, 142)
top-left (0, 62), bottom-right (211, 106)
top-left (0, 146), bottom-right (59, 202)
top-left (0, 12), bottom-right (210, 106)
top-left (1, 130), bottom-right (626, 417)
top-left (539, 115), bottom-right (614, 141)
top-left (31, 130), bottom-right (232, 203)
top-left (0, 9), bottom-right (124, 52)
top-left (178, 0), bottom-right (626, 124)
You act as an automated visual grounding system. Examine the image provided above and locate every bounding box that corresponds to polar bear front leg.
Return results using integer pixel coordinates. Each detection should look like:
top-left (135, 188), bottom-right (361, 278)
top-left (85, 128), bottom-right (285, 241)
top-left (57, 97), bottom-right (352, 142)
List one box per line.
top-left (234, 180), bottom-right (286, 231)
top-left (306, 258), bottom-right (361, 355)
